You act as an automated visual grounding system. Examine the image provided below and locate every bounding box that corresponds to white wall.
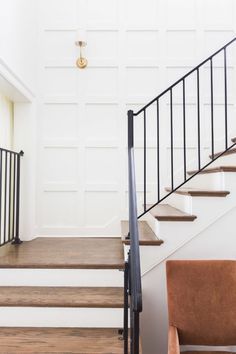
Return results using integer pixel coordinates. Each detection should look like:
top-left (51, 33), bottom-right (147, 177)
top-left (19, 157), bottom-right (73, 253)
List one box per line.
top-left (0, 0), bottom-right (37, 93)
top-left (0, 0), bottom-right (37, 240)
top-left (36, 0), bottom-right (236, 236)
top-left (0, 93), bottom-right (13, 149)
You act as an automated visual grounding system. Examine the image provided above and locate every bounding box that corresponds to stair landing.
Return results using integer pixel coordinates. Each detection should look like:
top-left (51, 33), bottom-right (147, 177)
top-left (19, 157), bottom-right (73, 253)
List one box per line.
top-left (0, 327), bottom-right (124, 354)
top-left (0, 237), bottom-right (124, 269)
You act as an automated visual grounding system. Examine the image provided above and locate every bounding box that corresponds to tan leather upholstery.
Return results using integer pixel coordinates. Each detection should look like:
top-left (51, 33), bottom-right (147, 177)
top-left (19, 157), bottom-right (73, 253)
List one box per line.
top-left (166, 260), bottom-right (236, 353)
top-left (183, 352), bottom-right (233, 354)
top-left (168, 326), bottom-right (180, 354)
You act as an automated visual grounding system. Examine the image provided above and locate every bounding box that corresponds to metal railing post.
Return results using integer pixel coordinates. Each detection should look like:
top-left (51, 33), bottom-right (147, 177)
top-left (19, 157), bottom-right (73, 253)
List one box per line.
top-left (126, 110), bottom-right (134, 240)
top-left (128, 110), bottom-right (134, 149)
top-left (12, 150), bottom-right (24, 245)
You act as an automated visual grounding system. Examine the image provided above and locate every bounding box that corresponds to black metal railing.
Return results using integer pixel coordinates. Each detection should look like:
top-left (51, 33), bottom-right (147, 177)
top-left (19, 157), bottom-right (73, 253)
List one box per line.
top-left (131, 37), bottom-right (236, 218)
top-left (0, 148), bottom-right (24, 247)
top-left (123, 111), bottom-right (142, 354)
top-left (124, 37), bottom-right (236, 353)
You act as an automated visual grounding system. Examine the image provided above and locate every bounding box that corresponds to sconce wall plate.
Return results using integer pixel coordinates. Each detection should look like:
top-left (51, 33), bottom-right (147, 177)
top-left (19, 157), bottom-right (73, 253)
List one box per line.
top-left (76, 57), bottom-right (88, 69)
top-left (75, 38), bottom-right (88, 69)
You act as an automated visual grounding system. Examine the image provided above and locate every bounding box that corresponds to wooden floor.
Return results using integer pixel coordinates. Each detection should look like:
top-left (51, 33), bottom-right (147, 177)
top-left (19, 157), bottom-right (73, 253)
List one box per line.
top-left (165, 187), bottom-right (230, 197)
top-left (0, 327), bottom-right (124, 353)
top-left (0, 237), bottom-right (125, 269)
top-left (149, 204), bottom-right (197, 221)
top-left (0, 286), bottom-right (123, 308)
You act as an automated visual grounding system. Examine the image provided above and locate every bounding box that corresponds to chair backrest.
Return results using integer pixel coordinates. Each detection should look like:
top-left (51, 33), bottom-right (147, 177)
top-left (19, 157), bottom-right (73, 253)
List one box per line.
top-left (166, 260), bottom-right (236, 346)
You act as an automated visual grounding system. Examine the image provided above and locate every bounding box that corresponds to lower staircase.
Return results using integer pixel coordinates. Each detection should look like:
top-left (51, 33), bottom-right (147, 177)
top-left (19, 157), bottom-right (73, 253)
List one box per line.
top-left (0, 238), bottom-right (126, 353)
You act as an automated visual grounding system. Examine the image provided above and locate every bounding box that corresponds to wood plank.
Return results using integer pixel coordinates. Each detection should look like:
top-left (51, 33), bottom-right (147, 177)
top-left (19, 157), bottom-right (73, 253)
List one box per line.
top-left (209, 147), bottom-right (236, 159)
top-left (165, 187), bottom-right (230, 197)
top-left (0, 327), bottom-right (125, 353)
top-left (148, 204), bottom-right (197, 222)
top-left (121, 220), bottom-right (163, 246)
top-left (0, 286), bottom-right (123, 308)
top-left (0, 237), bottom-right (125, 269)
top-left (188, 166), bottom-right (236, 175)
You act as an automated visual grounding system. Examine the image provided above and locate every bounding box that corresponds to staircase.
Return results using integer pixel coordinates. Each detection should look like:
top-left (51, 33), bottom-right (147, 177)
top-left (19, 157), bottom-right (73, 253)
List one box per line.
top-left (126, 37), bottom-right (236, 353)
top-left (1, 38), bottom-right (236, 353)
top-left (0, 237), bottom-right (125, 353)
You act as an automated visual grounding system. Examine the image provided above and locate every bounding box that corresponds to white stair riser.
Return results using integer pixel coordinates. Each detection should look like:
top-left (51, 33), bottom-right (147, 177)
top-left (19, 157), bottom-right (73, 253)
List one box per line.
top-left (186, 172), bottom-right (223, 189)
top-left (0, 307), bottom-right (124, 327)
top-left (165, 193), bottom-right (192, 213)
top-left (211, 153), bottom-right (236, 166)
top-left (0, 269), bottom-right (123, 287)
top-left (162, 186), bottom-right (232, 215)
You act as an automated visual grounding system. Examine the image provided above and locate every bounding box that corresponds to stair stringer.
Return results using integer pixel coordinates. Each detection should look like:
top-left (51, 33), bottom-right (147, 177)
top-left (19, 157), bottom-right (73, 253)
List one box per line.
top-left (140, 205), bottom-right (236, 354)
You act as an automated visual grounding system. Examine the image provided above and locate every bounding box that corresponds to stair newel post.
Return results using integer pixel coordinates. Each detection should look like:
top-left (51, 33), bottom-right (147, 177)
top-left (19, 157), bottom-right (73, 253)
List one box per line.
top-left (128, 110), bottom-right (134, 150)
top-left (12, 150), bottom-right (24, 245)
top-left (126, 110), bottom-right (134, 240)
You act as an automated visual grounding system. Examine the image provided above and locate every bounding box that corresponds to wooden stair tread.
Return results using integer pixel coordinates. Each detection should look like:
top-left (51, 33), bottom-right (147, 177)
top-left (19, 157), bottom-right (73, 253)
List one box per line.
top-left (0, 237), bottom-right (125, 269)
top-left (121, 220), bottom-right (163, 246)
top-left (148, 204), bottom-right (197, 221)
top-left (209, 147), bottom-right (236, 159)
top-left (0, 286), bottom-right (123, 308)
top-left (0, 327), bottom-right (125, 353)
top-left (165, 187), bottom-right (230, 197)
top-left (188, 166), bottom-right (236, 175)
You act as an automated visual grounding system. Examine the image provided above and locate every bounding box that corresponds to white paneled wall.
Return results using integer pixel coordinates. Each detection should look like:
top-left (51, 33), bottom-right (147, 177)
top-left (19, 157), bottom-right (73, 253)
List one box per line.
top-left (36, 0), bottom-right (236, 236)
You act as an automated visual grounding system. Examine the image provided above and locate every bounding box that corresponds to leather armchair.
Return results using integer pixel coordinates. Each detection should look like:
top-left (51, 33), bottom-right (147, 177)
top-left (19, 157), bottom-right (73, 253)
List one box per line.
top-left (166, 260), bottom-right (236, 354)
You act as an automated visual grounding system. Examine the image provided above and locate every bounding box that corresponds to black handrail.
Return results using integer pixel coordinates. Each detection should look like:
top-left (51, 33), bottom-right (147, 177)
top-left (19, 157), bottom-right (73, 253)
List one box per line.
top-left (134, 37), bottom-right (236, 116)
top-left (124, 110), bottom-right (142, 354)
top-left (130, 37), bottom-right (236, 219)
top-left (0, 148), bottom-right (24, 247)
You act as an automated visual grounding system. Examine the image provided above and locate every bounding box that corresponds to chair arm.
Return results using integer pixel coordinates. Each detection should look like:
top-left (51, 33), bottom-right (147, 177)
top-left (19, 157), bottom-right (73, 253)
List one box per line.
top-left (168, 325), bottom-right (180, 354)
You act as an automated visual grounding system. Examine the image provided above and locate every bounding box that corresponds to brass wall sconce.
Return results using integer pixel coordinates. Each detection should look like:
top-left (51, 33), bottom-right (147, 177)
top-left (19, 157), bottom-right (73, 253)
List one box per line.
top-left (75, 30), bottom-right (88, 69)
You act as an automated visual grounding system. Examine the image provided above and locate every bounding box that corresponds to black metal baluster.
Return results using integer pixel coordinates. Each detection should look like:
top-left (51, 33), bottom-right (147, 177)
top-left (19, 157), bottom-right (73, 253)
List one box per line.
top-left (8, 154), bottom-right (12, 242)
top-left (12, 151), bottom-right (23, 245)
top-left (133, 311), bottom-right (140, 354)
top-left (224, 47), bottom-right (228, 149)
top-left (197, 68), bottom-right (201, 170)
top-left (170, 89), bottom-right (174, 190)
top-left (0, 151), bottom-right (2, 245)
top-left (182, 79), bottom-right (187, 181)
top-left (156, 99), bottom-right (160, 201)
top-left (130, 305), bottom-right (134, 354)
top-left (144, 109), bottom-right (147, 212)
top-left (123, 261), bottom-right (129, 354)
top-left (4, 152), bottom-right (7, 244)
top-left (12, 154), bottom-right (16, 240)
top-left (210, 58), bottom-right (214, 158)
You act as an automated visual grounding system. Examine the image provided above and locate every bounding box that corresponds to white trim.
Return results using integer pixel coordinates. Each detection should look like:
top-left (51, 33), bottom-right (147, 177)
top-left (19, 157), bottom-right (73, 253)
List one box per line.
top-left (0, 57), bottom-right (35, 103)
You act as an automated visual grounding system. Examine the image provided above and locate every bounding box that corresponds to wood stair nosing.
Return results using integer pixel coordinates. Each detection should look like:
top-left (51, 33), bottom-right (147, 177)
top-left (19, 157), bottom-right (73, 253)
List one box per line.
top-left (0, 327), bottom-right (126, 354)
top-left (121, 220), bottom-right (163, 246)
top-left (0, 286), bottom-right (124, 308)
top-left (0, 237), bottom-right (125, 270)
top-left (188, 166), bottom-right (236, 175)
top-left (209, 147), bottom-right (236, 159)
top-left (148, 204), bottom-right (197, 222)
top-left (165, 187), bottom-right (230, 197)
